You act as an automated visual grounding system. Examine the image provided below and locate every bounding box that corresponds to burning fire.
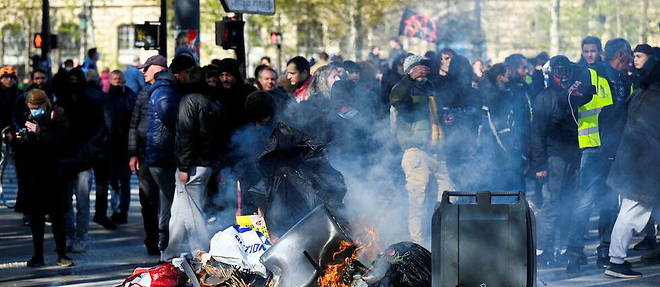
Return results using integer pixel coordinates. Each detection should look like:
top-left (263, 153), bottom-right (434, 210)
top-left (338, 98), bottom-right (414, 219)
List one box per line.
top-left (317, 228), bottom-right (379, 287)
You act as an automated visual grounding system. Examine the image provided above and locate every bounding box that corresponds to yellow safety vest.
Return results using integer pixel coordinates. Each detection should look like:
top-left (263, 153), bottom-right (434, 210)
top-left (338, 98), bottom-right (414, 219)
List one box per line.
top-left (577, 68), bottom-right (613, 148)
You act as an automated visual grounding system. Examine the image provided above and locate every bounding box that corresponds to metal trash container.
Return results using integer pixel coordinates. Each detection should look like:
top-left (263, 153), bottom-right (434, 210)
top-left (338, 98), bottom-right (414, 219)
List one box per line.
top-left (260, 205), bottom-right (352, 287)
top-left (432, 191), bottom-right (536, 287)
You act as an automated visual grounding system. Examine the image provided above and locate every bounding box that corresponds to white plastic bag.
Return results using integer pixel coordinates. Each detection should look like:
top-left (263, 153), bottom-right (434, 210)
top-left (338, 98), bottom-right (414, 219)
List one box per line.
top-left (209, 225), bottom-right (272, 278)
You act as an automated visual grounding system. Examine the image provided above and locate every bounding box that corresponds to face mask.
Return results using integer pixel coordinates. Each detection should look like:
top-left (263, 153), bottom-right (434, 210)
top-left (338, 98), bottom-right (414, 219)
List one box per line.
top-left (30, 107), bottom-right (46, 118)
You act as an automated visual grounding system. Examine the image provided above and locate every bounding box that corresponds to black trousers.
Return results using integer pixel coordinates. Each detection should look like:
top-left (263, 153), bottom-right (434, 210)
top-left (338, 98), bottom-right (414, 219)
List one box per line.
top-left (137, 158), bottom-right (159, 249)
top-left (29, 211), bottom-right (66, 258)
top-left (93, 159), bottom-right (112, 218)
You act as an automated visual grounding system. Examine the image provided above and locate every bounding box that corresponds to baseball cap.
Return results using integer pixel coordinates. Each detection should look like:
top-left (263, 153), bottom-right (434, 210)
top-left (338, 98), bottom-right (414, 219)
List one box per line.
top-left (137, 55), bottom-right (167, 69)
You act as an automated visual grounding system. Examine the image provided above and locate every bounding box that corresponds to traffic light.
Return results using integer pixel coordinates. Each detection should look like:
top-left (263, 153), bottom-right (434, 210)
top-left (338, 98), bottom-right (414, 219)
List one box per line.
top-left (33, 33), bottom-right (58, 49)
top-left (134, 23), bottom-right (160, 50)
top-left (33, 33), bottom-right (43, 48)
top-left (29, 55), bottom-right (41, 70)
top-left (215, 18), bottom-right (244, 49)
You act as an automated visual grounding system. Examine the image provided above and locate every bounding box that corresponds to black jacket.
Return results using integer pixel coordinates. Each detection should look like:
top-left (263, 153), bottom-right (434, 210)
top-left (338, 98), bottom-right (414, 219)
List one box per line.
top-left (175, 92), bottom-right (225, 171)
top-left (0, 85), bottom-right (19, 131)
top-left (530, 85), bottom-right (580, 172)
top-left (218, 83), bottom-right (257, 133)
top-left (608, 58), bottom-right (660, 206)
top-left (56, 87), bottom-right (109, 175)
top-left (13, 106), bottom-right (69, 214)
top-left (108, 86), bottom-right (137, 156)
top-left (127, 83), bottom-right (152, 157)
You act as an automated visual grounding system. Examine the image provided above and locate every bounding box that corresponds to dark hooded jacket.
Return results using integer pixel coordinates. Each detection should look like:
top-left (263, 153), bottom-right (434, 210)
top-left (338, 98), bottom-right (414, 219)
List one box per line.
top-left (56, 78), bottom-right (108, 175)
top-left (145, 70), bottom-right (182, 167)
top-left (608, 57), bottom-right (660, 206)
top-left (107, 85), bottom-right (137, 157)
top-left (215, 58), bottom-right (257, 134)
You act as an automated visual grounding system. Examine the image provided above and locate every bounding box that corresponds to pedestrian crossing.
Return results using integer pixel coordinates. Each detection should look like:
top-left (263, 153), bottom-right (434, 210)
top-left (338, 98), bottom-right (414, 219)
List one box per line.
top-left (0, 154), bottom-right (140, 209)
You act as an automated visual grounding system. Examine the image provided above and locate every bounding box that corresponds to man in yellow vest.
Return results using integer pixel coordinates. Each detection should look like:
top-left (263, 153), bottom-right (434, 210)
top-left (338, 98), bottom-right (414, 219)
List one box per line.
top-left (565, 38), bottom-right (633, 273)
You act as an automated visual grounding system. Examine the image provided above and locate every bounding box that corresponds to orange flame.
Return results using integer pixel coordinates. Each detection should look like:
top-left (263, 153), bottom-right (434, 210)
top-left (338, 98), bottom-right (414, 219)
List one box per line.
top-left (317, 228), bottom-right (379, 287)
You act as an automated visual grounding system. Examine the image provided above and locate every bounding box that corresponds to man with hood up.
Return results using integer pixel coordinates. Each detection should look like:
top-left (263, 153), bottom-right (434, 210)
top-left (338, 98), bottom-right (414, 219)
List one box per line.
top-left (604, 45), bottom-right (660, 279)
top-left (214, 58), bottom-right (257, 133)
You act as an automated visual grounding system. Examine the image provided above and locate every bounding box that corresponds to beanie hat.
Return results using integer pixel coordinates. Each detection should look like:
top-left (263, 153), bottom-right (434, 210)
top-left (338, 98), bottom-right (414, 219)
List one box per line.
top-left (403, 55), bottom-right (424, 74)
top-left (170, 55), bottom-right (196, 74)
top-left (634, 44), bottom-right (655, 56)
top-left (216, 58), bottom-right (242, 79)
top-left (0, 66), bottom-right (17, 78)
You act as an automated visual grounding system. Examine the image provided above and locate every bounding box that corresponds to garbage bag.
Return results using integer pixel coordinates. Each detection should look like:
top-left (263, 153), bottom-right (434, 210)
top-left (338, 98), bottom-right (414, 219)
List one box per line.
top-left (246, 122), bottom-right (347, 236)
top-left (118, 263), bottom-right (186, 287)
top-left (208, 225), bottom-right (272, 278)
top-left (364, 242), bottom-right (431, 287)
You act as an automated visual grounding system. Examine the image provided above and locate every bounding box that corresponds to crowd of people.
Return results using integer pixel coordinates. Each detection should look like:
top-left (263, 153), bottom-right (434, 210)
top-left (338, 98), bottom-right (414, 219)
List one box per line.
top-left (0, 35), bottom-right (658, 280)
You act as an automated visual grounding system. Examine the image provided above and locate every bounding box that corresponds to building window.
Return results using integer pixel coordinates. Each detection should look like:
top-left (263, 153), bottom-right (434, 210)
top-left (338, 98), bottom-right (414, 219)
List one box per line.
top-left (118, 25), bottom-right (135, 50)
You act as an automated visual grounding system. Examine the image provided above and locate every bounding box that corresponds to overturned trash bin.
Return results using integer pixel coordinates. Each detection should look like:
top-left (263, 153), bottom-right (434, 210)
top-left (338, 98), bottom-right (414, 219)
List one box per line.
top-left (432, 191), bottom-right (536, 287)
top-left (260, 205), bottom-right (351, 287)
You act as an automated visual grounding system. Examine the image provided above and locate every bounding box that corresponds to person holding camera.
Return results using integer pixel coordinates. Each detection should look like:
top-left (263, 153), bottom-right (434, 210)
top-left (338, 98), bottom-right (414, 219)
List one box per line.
top-left (13, 89), bottom-right (73, 267)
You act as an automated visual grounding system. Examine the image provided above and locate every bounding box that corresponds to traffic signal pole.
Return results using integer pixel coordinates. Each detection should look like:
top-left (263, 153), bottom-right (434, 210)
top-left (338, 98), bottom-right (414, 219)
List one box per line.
top-left (159, 0), bottom-right (167, 58)
top-left (236, 13), bottom-right (246, 79)
top-left (41, 0), bottom-right (52, 75)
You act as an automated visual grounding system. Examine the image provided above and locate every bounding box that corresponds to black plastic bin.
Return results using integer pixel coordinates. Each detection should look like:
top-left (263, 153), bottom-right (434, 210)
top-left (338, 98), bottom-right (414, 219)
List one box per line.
top-left (432, 191), bottom-right (536, 287)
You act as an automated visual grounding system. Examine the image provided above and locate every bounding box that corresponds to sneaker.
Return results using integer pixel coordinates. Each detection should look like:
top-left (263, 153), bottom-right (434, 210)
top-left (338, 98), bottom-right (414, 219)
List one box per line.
top-left (111, 213), bottom-right (127, 224)
top-left (45, 214), bottom-right (52, 227)
top-left (71, 241), bottom-right (87, 253)
top-left (26, 256), bottom-right (44, 267)
top-left (633, 236), bottom-right (658, 251)
top-left (57, 255), bottom-right (75, 267)
top-left (605, 261), bottom-right (642, 278)
top-left (93, 216), bottom-right (117, 230)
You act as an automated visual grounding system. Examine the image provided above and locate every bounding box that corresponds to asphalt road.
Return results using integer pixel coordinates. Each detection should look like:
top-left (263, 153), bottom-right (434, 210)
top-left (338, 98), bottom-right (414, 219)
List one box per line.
top-left (2, 176), bottom-right (660, 286)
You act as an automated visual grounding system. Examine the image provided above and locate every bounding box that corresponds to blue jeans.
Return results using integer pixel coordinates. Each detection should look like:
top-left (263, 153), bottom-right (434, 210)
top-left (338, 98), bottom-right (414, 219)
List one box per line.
top-left (65, 169), bottom-right (93, 244)
top-left (149, 166), bottom-right (176, 251)
top-left (567, 147), bottom-right (618, 258)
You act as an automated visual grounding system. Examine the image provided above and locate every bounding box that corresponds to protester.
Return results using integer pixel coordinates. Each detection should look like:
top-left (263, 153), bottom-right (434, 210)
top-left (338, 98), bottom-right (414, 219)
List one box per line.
top-left (531, 56), bottom-right (582, 268)
top-left (145, 54), bottom-right (195, 261)
top-left (604, 45), bottom-right (660, 279)
top-left (578, 36), bottom-right (604, 67)
top-left (163, 66), bottom-right (222, 260)
top-left (106, 70), bottom-right (136, 224)
top-left (0, 66), bottom-right (19, 131)
top-left (569, 38), bottom-right (633, 270)
top-left (390, 55), bottom-right (452, 245)
top-left (58, 67), bottom-right (107, 253)
top-left (286, 56), bottom-right (312, 102)
top-left (82, 48), bottom-right (100, 72)
top-left (128, 55), bottom-right (166, 255)
top-left (13, 89), bottom-right (73, 267)
top-left (124, 56), bottom-right (147, 94)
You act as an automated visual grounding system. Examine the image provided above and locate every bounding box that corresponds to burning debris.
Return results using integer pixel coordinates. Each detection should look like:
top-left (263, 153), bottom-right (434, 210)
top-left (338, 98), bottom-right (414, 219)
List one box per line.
top-left (118, 206), bottom-right (431, 287)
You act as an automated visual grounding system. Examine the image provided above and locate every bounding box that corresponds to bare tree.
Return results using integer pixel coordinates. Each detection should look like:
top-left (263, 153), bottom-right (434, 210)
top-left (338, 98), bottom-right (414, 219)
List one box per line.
top-left (639, 0), bottom-right (649, 43)
top-left (550, 0), bottom-right (560, 56)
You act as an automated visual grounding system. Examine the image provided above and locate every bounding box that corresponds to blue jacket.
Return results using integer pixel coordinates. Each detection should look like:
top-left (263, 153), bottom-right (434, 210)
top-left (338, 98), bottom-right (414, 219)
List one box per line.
top-left (124, 65), bottom-right (146, 94)
top-left (145, 71), bottom-right (182, 167)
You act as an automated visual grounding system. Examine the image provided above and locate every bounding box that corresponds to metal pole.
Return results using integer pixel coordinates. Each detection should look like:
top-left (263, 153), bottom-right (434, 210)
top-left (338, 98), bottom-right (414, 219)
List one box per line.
top-left (235, 13), bottom-right (246, 79)
top-left (41, 0), bottom-right (51, 74)
top-left (277, 13), bottom-right (282, 74)
top-left (159, 0), bottom-right (167, 58)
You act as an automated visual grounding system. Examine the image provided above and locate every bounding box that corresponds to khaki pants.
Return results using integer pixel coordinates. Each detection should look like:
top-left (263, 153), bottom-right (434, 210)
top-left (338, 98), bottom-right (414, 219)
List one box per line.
top-left (401, 148), bottom-right (453, 244)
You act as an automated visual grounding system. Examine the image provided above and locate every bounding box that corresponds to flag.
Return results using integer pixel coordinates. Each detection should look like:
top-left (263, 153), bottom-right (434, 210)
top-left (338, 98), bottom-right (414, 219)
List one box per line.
top-left (398, 7), bottom-right (438, 43)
